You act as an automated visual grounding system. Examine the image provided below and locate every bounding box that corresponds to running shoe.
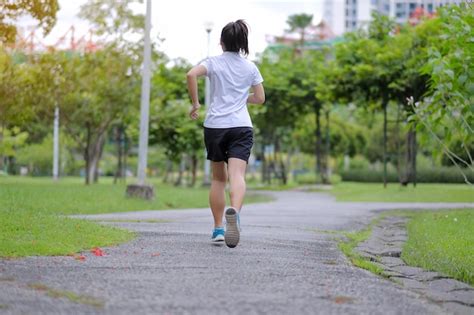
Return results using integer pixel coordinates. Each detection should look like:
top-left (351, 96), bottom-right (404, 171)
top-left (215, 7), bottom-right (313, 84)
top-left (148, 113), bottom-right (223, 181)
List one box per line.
top-left (211, 227), bottom-right (225, 243)
top-left (224, 207), bottom-right (240, 248)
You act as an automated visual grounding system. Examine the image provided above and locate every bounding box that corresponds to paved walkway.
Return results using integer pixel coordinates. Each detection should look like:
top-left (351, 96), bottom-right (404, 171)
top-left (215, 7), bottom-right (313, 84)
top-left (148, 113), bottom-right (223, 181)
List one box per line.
top-left (1, 191), bottom-right (472, 314)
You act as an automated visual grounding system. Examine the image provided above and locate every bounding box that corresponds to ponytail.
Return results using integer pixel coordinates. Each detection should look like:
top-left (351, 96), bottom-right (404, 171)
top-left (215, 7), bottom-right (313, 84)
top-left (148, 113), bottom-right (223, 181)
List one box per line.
top-left (220, 19), bottom-right (249, 56)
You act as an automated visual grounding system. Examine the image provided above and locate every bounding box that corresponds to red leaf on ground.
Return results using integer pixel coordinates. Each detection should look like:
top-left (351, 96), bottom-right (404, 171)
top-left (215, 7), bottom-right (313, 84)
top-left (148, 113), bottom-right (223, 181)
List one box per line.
top-left (74, 255), bottom-right (86, 261)
top-left (151, 252), bottom-right (160, 257)
top-left (91, 247), bottom-right (105, 256)
top-left (333, 296), bottom-right (354, 304)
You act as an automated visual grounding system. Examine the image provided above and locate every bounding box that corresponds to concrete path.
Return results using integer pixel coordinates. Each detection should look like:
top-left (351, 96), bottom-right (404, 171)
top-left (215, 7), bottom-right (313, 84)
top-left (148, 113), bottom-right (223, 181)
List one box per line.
top-left (1, 191), bottom-right (472, 314)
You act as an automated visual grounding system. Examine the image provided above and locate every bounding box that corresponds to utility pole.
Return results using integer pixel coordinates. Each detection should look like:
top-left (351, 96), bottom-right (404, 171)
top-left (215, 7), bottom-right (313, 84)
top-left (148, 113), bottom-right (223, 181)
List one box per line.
top-left (202, 22), bottom-right (213, 186)
top-left (53, 106), bottom-right (59, 181)
top-left (126, 0), bottom-right (154, 199)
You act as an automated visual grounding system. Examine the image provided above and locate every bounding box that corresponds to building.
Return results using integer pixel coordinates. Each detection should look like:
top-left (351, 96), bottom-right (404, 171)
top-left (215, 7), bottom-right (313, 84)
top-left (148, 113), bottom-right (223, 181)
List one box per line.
top-left (323, 0), bottom-right (465, 34)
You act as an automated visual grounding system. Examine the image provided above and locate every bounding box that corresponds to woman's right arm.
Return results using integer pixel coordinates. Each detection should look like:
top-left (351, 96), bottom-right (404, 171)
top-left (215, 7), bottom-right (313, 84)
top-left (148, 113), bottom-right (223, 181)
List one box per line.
top-left (247, 83), bottom-right (265, 105)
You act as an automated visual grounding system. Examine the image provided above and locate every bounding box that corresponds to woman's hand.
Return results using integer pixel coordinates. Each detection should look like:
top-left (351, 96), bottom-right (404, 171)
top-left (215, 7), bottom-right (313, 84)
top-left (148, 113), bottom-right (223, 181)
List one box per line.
top-left (189, 103), bottom-right (201, 120)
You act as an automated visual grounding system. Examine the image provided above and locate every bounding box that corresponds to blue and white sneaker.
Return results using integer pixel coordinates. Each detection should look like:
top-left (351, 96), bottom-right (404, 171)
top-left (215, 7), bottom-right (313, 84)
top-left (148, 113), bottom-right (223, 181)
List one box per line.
top-left (224, 208), bottom-right (240, 248)
top-left (211, 227), bottom-right (225, 243)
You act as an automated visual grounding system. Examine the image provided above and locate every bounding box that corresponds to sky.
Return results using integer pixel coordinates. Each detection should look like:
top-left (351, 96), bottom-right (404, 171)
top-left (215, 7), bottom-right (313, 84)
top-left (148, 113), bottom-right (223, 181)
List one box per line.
top-left (18, 0), bottom-right (324, 64)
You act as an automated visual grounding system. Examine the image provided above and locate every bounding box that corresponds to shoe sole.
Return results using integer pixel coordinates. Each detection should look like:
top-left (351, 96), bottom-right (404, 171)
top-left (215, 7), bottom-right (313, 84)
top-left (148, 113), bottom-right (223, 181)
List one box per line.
top-left (211, 235), bottom-right (225, 243)
top-left (225, 208), bottom-right (240, 248)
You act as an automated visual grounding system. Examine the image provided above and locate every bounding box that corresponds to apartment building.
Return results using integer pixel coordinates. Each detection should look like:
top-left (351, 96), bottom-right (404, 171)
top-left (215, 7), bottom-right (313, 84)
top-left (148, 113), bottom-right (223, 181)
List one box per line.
top-left (324, 0), bottom-right (465, 34)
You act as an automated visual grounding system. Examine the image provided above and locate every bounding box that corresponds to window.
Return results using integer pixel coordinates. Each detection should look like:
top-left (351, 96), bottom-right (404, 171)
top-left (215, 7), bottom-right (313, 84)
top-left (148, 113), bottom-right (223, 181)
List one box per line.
top-left (428, 4), bottom-right (433, 12)
top-left (409, 3), bottom-right (416, 10)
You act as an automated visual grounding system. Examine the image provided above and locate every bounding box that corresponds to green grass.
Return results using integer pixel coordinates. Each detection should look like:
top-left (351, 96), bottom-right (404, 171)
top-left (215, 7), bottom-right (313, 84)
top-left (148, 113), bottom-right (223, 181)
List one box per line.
top-left (337, 222), bottom-right (386, 277)
top-left (402, 209), bottom-right (474, 285)
top-left (0, 176), bottom-right (272, 215)
top-left (28, 283), bottom-right (104, 308)
top-left (332, 182), bottom-right (474, 203)
top-left (0, 176), bottom-right (272, 257)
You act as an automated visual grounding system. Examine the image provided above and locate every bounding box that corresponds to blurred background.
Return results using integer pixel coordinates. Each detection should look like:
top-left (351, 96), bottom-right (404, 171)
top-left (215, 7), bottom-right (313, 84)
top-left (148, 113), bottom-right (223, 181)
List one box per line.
top-left (1, 0), bottom-right (472, 188)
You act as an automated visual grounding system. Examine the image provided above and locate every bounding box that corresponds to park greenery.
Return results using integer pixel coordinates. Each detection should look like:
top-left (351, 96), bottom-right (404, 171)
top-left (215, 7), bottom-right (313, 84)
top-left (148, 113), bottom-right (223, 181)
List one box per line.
top-left (1, 1), bottom-right (472, 188)
top-left (0, 176), bottom-right (271, 257)
top-left (338, 209), bottom-right (474, 286)
top-left (403, 209), bottom-right (474, 285)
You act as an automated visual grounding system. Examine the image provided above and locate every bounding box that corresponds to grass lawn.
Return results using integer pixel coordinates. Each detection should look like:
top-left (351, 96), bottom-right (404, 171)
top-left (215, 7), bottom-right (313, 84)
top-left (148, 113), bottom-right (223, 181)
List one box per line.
top-left (0, 176), bottom-right (272, 257)
top-left (402, 209), bottom-right (474, 285)
top-left (332, 182), bottom-right (474, 203)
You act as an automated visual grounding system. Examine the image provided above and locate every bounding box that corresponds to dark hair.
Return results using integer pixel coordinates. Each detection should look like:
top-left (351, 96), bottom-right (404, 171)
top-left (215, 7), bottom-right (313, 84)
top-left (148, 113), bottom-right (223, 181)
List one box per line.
top-left (220, 20), bottom-right (249, 56)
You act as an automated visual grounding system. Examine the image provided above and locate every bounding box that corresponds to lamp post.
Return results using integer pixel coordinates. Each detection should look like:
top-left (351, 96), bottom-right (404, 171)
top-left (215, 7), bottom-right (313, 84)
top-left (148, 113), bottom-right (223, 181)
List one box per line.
top-left (126, 0), bottom-right (154, 199)
top-left (52, 106), bottom-right (59, 181)
top-left (202, 21), bottom-right (213, 186)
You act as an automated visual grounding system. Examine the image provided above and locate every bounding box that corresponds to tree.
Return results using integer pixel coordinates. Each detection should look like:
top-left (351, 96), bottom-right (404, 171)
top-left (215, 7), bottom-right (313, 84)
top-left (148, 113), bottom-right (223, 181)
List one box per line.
top-left (148, 58), bottom-right (203, 186)
top-left (0, 0), bottom-right (59, 44)
top-left (286, 13), bottom-right (314, 48)
top-left (332, 13), bottom-right (401, 187)
top-left (255, 49), bottom-right (316, 184)
top-left (409, 3), bottom-right (473, 184)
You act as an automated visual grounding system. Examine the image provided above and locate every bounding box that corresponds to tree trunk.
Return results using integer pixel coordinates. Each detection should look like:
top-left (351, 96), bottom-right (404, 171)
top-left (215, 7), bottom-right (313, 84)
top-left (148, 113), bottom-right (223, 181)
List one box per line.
top-left (174, 155), bottom-right (185, 186)
top-left (396, 103), bottom-right (404, 185)
top-left (84, 124), bottom-right (91, 185)
top-left (0, 125), bottom-right (4, 173)
top-left (402, 126), bottom-right (417, 187)
top-left (163, 160), bottom-right (173, 183)
top-left (261, 142), bottom-right (268, 184)
top-left (114, 126), bottom-right (124, 184)
top-left (315, 104), bottom-right (322, 182)
top-left (191, 153), bottom-right (198, 187)
top-left (412, 128), bottom-right (417, 187)
top-left (84, 129), bottom-right (106, 185)
top-left (382, 95), bottom-right (388, 188)
top-left (323, 109), bottom-right (331, 184)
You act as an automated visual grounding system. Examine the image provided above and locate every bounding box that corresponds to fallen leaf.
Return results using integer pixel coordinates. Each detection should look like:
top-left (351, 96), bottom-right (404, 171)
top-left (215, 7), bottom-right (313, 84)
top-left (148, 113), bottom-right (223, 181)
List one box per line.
top-left (74, 255), bottom-right (86, 261)
top-left (91, 247), bottom-right (105, 256)
top-left (333, 296), bottom-right (354, 304)
top-left (151, 252), bottom-right (160, 257)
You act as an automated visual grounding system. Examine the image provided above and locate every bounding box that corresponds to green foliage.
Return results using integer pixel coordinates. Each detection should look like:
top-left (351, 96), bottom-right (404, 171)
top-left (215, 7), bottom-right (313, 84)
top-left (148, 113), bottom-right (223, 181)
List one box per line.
top-left (79, 0), bottom-right (144, 38)
top-left (410, 4), bottom-right (473, 177)
top-left (332, 182), bottom-right (474, 202)
top-left (293, 111), bottom-right (367, 157)
top-left (16, 134), bottom-right (77, 176)
top-left (340, 167), bottom-right (474, 184)
top-left (0, 0), bottom-right (59, 43)
top-left (0, 127), bottom-right (28, 157)
top-left (0, 176), bottom-right (271, 256)
top-left (148, 58), bottom-right (203, 163)
top-left (286, 13), bottom-right (313, 45)
top-left (403, 210), bottom-right (474, 285)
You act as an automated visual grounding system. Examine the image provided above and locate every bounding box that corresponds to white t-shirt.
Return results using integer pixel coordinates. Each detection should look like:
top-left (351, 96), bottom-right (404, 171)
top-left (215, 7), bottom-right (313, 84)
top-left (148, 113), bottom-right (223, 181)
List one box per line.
top-left (200, 52), bottom-right (264, 128)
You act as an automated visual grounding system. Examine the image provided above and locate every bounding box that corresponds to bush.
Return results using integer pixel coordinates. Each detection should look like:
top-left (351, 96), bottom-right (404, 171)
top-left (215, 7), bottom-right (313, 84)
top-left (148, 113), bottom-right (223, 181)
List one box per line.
top-left (340, 167), bottom-right (474, 183)
top-left (294, 171), bottom-right (342, 185)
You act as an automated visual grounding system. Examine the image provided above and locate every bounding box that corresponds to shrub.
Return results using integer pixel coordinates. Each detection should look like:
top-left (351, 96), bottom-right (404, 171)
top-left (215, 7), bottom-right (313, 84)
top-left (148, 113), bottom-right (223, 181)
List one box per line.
top-left (340, 167), bottom-right (474, 183)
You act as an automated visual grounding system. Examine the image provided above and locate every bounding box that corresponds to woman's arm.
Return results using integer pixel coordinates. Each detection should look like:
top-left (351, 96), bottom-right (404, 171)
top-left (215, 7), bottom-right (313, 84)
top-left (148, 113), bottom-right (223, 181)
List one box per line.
top-left (247, 83), bottom-right (265, 104)
top-left (186, 65), bottom-right (207, 119)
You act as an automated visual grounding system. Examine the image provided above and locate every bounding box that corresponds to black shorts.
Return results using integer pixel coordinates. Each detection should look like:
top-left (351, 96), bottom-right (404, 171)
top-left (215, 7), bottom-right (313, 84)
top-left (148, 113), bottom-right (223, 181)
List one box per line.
top-left (204, 127), bottom-right (253, 163)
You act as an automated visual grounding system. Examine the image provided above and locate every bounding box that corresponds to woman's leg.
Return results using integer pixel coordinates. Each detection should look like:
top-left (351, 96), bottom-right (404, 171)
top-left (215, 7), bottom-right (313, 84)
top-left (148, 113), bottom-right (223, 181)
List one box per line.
top-left (209, 161), bottom-right (227, 227)
top-left (227, 158), bottom-right (247, 211)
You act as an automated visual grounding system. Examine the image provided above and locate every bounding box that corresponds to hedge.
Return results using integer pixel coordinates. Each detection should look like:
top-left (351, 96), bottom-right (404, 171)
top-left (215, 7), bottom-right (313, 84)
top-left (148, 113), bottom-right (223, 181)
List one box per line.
top-left (340, 167), bottom-right (474, 183)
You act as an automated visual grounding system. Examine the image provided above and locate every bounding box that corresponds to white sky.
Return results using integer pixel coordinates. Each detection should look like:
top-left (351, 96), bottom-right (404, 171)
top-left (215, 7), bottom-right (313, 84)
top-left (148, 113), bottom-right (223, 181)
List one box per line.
top-left (18, 0), bottom-right (324, 64)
